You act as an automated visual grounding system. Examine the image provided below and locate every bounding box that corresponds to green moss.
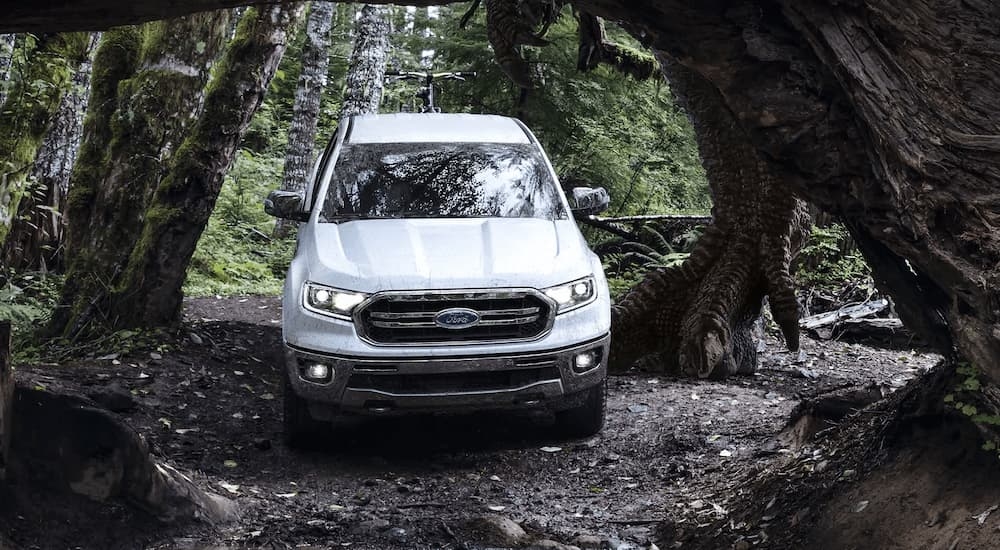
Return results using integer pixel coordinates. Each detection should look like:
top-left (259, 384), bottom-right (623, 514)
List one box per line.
top-left (0, 33), bottom-right (90, 246)
top-left (605, 43), bottom-right (657, 80)
top-left (64, 28), bottom-right (141, 244)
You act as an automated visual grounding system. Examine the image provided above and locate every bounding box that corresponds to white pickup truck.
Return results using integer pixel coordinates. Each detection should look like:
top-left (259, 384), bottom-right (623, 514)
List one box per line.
top-left (265, 113), bottom-right (612, 446)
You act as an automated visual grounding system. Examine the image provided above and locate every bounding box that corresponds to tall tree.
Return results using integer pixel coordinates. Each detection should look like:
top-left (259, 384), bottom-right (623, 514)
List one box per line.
top-left (340, 4), bottom-right (390, 117)
top-left (51, 13), bottom-right (231, 338)
top-left (0, 33), bottom-right (90, 251)
top-left (274, 1), bottom-right (335, 237)
top-left (98, 3), bottom-right (305, 329)
top-left (2, 33), bottom-right (100, 272)
top-left (0, 34), bottom-right (15, 107)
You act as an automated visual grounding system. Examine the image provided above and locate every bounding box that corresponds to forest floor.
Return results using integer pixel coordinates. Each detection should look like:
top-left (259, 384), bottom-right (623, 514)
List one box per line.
top-left (6, 295), bottom-right (993, 550)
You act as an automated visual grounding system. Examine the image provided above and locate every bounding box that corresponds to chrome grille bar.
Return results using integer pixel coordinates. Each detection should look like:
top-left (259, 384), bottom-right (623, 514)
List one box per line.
top-left (355, 288), bottom-right (554, 346)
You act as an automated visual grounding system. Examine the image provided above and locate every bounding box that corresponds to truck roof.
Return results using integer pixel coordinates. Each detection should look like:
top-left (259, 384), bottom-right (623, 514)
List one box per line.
top-left (347, 113), bottom-right (532, 144)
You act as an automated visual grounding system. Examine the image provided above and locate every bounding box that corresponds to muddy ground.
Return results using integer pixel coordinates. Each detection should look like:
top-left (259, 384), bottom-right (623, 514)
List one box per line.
top-left (0, 296), bottom-right (957, 549)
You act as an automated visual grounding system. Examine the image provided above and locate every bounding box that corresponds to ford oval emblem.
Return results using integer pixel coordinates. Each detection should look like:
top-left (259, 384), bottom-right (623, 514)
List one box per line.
top-left (434, 308), bottom-right (481, 329)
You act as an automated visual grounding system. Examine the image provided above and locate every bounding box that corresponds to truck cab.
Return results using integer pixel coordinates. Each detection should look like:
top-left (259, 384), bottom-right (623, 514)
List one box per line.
top-left (266, 113), bottom-right (611, 446)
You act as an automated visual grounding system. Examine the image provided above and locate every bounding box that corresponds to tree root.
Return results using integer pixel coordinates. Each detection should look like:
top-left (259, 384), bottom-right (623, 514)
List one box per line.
top-left (608, 54), bottom-right (809, 377)
top-left (8, 378), bottom-right (236, 523)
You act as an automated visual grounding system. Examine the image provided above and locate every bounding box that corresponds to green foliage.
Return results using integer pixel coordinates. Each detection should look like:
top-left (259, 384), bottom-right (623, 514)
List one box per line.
top-left (184, 150), bottom-right (293, 296)
top-left (0, 270), bottom-right (62, 354)
top-left (1, 33), bottom-right (90, 245)
top-left (193, 8), bottom-right (709, 300)
top-left (397, 7), bottom-right (709, 215)
top-left (796, 223), bottom-right (871, 291)
top-left (242, 3), bottom-right (352, 155)
top-left (601, 223), bottom-right (701, 300)
top-left (947, 362), bottom-right (1000, 459)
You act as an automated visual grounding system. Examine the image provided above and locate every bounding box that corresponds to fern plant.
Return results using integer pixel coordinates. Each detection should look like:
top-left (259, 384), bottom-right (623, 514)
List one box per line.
top-left (601, 222), bottom-right (696, 298)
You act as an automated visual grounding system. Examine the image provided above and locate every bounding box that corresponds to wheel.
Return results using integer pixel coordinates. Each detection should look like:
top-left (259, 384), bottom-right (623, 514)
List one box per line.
top-left (282, 371), bottom-right (329, 449)
top-left (554, 382), bottom-right (606, 438)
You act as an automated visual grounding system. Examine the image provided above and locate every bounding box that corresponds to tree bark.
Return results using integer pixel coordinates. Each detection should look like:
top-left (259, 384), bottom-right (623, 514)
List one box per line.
top-left (570, 0), bottom-right (999, 379)
top-left (340, 4), bottom-right (389, 118)
top-left (0, 321), bottom-right (11, 481)
top-left (274, 0), bottom-right (335, 238)
top-left (2, 33), bottom-right (100, 272)
top-left (609, 54), bottom-right (810, 377)
top-left (51, 13), bottom-right (231, 339)
top-left (0, 33), bottom-right (90, 251)
top-left (106, 3), bottom-right (305, 328)
top-left (0, 34), bottom-right (15, 107)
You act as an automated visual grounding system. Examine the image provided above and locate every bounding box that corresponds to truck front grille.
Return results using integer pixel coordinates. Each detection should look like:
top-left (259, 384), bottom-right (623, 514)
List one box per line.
top-left (355, 290), bottom-right (553, 345)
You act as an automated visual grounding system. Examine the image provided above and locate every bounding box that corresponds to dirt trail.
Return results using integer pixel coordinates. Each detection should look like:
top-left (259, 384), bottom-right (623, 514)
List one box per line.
top-left (2, 296), bottom-right (939, 549)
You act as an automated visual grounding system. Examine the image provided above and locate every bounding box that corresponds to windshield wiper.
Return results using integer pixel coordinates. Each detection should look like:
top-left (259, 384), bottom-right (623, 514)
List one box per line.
top-left (393, 212), bottom-right (498, 219)
top-left (327, 214), bottom-right (395, 223)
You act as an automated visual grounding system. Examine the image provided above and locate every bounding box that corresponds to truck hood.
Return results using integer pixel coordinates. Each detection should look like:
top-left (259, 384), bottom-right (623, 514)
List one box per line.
top-left (302, 218), bottom-right (593, 292)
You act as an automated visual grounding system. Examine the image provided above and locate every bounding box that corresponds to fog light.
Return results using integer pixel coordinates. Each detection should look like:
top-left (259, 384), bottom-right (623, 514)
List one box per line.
top-left (573, 351), bottom-right (598, 373)
top-left (303, 363), bottom-right (331, 382)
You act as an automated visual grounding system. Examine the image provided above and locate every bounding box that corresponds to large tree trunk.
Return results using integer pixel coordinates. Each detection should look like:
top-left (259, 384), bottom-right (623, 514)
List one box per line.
top-left (274, 0), bottom-right (335, 238)
top-left (51, 13), bottom-right (231, 339)
top-left (2, 33), bottom-right (100, 272)
top-left (106, 3), bottom-right (304, 328)
top-left (607, 2), bottom-right (997, 370)
top-left (609, 54), bottom-right (810, 377)
top-left (340, 4), bottom-right (389, 117)
top-left (0, 33), bottom-right (90, 250)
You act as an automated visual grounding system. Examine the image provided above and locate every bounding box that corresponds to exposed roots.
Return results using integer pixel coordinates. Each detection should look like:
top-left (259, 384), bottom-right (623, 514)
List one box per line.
top-left (609, 54), bottom-right (809, 377)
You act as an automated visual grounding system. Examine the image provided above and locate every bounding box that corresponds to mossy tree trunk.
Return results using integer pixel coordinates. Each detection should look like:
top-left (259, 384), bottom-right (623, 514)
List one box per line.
top-left (0, 34), bottom-right (15, 107)
top-left (609, 54), bottom-right (810, 377)
top-left (107, 4), bottom-right (304, 328)
top-left (0, 33), bottom-right (90, 252)
top-left (2, 33), bottom-right (100, 272)
top-left (340, 4), bottom-right (389, 118)
top-left (274, 0), bottom-right (335, 238)
top-left (50, 13), bottom-right (231, 339)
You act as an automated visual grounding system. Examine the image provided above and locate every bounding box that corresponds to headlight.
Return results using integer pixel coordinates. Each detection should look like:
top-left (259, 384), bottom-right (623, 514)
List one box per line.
top-left (303, 282), bottom-right (368, 320)
top-left (543, 276), bottom-right (597, 313)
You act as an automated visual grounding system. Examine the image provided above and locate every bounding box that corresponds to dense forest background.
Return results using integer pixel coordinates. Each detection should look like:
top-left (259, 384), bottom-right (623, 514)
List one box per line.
top-left (197, 5), bottom-right (712, 296)
top-left (0, 5), bottom-right (717, 337)
top-left (0, 4), bottom-right (869, 352)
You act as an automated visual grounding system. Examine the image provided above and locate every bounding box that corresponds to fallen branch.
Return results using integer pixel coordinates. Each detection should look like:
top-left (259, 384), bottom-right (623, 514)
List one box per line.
top-left (800, 299), bottom-right (889, 331)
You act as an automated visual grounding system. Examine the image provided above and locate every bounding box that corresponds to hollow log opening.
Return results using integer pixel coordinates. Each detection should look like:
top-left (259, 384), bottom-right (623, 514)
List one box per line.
top-left (585, 1), bottom-right (997, 375)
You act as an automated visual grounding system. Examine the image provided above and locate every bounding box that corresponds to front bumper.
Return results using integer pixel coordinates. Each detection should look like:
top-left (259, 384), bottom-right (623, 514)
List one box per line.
top-left (284, 333), bottom-right (609, 418)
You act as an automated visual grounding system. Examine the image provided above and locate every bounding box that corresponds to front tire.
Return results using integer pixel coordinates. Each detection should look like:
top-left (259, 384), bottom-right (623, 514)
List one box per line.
top-left (555, 382), bottom-right (606, 438)
top-left (282, 372), bottom-right (329, 449)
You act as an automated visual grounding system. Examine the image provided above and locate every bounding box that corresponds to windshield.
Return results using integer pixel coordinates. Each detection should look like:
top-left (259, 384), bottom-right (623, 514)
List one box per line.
top-left (319, 142), bottom-right (568, 221)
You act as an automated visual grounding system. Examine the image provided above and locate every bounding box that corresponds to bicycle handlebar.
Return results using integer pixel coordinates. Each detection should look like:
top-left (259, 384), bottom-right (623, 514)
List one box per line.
top-left (384, 71), bottom-right (477, 81)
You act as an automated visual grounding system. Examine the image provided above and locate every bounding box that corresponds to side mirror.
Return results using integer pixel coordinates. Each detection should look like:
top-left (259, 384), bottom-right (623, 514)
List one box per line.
top-left (571, 187), bottom-right (610, 216)
top-left (264, 190), bottom-right (309, 221)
